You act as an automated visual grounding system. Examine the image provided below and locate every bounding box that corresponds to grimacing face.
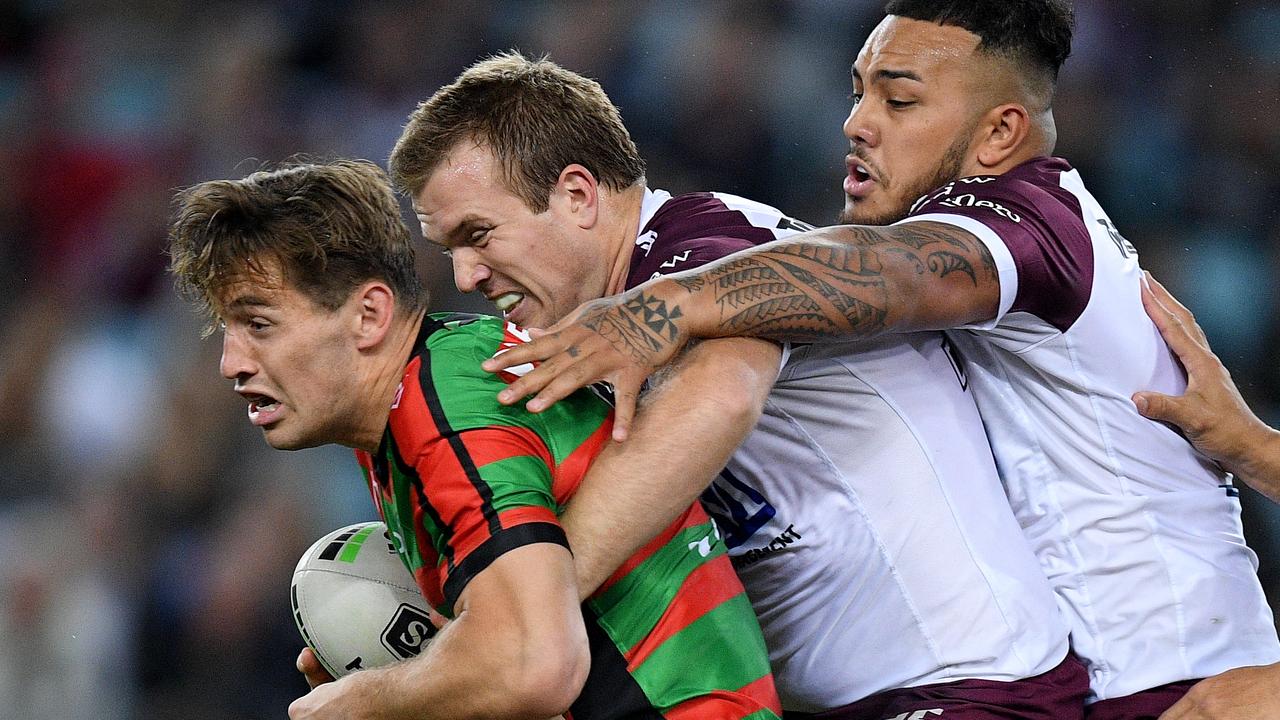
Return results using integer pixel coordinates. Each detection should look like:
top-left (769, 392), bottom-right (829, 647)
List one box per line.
top-left (841, 16), bottom-right (988, 226)
top-left (413, 143), bottom-right (612, 329)
top-left (217, 262), bottom-right (364, 450)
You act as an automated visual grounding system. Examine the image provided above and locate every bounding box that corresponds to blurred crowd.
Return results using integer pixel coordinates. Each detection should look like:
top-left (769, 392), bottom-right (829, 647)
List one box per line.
top-left (0, 1), bottom-right (1277, 717)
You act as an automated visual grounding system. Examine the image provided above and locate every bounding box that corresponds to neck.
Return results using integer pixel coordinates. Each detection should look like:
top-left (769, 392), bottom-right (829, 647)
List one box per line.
top-left (600, 183), bottom-right (648, 296)
top-left (350, 310), bottom-right (427, 452)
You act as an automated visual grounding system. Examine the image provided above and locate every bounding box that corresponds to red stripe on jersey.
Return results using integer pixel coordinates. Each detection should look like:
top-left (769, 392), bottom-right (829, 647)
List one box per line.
top-left (461, 425), bottom-right (553, 470)
top-left (663, 675), bottom-right (782, 720)
top-left (413, 565), bottom-right (446, 609)
top-left (625, 553), bottom-right (745, 670)
top-left (497, 505), bottom-right (559, 529)
top-left (552, 417), bottom-right (614, 505)
top-left (596, 505), bottom-right (711, 596)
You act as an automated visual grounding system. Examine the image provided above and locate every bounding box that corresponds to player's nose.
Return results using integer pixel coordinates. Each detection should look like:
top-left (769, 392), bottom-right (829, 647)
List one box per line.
top-left (843, 102), bottom-right (879, 148)
top-left (451, 247), bottom-right (491, 294)
top-left (220, 331), bottom-right (257, 381)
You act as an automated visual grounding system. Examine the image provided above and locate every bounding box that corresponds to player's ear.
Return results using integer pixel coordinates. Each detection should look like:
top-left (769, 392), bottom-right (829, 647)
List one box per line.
top-left (552, 164), bottom-right (599, 230)
top-left (353, 281), bottom-right (396, 350)
top-left (975, 103), bottom-right (1030, 169)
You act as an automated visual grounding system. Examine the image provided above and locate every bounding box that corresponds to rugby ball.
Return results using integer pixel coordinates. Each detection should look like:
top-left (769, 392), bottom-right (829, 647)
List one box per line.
top-left (291, 521), bottom-right (437, 679)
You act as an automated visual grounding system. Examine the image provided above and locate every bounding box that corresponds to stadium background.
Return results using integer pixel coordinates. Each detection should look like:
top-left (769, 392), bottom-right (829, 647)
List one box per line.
top-left (0, 0), bottom-right (1277, 717)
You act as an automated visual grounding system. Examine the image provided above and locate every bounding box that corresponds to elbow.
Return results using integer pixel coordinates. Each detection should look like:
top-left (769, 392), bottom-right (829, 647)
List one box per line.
top-left (507, 634), bottom-right (590, 717)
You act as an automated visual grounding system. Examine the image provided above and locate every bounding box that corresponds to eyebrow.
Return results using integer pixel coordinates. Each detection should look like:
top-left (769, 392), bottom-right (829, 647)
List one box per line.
top-left (852, 67), bottom-right (924, 84)
top-left (225, 295), bottom-right (273, 311)
top-left (431, 214), bottom-right (489, 247)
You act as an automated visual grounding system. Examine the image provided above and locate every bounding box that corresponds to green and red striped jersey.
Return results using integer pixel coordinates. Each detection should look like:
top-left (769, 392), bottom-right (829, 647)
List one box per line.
top-left (355, 312), bottom-right (781, 720)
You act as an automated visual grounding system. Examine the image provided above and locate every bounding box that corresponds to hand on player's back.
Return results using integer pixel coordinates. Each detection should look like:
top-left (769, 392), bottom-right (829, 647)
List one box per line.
top-left (1132, 272), bottom-right (1280, 502)
top-left (483, 288), bottom-right (689, 441)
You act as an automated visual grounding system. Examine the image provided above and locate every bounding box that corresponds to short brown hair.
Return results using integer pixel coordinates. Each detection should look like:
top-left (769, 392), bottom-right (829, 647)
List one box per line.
top-left (169, 159), bottom-right (427, 334)
top-left (389, 51), bottom-right (645, 211)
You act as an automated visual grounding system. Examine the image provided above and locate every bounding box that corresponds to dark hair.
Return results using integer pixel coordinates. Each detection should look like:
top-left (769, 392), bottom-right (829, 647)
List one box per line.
top-left (169, 159), bottom-right (427, 334)
top-left (884, 0), bottom-right (1074, 80)
top-left (389, 51), bottom-right (645, 211)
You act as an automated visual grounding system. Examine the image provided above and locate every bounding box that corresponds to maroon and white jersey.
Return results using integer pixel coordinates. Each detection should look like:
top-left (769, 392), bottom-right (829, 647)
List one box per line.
top-left (633, 189), bottom-right (1070, 710)
top-left (898, 157), bottom-right (1280, 702)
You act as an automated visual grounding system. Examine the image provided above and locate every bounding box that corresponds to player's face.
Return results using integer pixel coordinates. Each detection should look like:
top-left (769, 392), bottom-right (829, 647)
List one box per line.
top-left (414, 143), bottom-right (611, 328)
top-left (216, 265), bottom-right (362, 450)
top-left (841, 16), bottom-right (986, 225)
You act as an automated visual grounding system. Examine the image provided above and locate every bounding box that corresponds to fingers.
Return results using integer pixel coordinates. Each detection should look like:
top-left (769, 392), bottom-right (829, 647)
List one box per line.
top-left (1142, 273), bottom-right (1209, 348)
top-left (483, 333), bottom-right (569, 375)
top-left (1133, 391), bottom-right (1184, 425)
top-left (524, 360), bottom-right (606, 413)
top-left (296, 647), bottom-right (335, 689)
top-left (609, 380), bottom-right (641, 442)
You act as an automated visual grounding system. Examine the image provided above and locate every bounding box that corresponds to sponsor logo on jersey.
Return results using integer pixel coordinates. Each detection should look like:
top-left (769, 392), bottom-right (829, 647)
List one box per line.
top-left (635, 230), bottom-right (657, 256)
top-left (1096, 217), bottom-right (1137, 258)
top-left (734, 524), bottom-right (803, 567)
top-left (882, 710), bottom-right (943, 720)
top-left (701, 467), bottom-right (777, 549)
top-left (687, 519), bottom-right (723, 558)
top-left (659, 250), bottom-right (693, 269)
top-left (936, 193), bottom-right (1022, 223)
top-left (381, 603), bottom-right (437, 659)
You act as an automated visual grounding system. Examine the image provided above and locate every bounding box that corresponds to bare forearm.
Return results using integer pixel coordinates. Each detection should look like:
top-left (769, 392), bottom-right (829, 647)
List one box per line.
top-left (649, 222), bottom-right (999, 343)
top-left (1228, 426), bottom-right (1280, 504)
top-left (561, 337), bottom-right (779, 597)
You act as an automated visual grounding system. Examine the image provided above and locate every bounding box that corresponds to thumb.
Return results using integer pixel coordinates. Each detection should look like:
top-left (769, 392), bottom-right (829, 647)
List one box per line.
top-left (1133, 391), bottom-right (1182, 424)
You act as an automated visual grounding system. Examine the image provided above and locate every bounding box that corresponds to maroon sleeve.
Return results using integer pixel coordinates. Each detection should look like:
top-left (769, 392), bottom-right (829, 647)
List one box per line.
top-left (905, 158), bottom-right (1095, 332)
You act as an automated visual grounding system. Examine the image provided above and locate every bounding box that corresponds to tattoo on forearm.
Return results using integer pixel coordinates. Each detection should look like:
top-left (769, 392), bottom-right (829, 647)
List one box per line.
top-left (689, 223), bottom-right (996, 341)
top-left (582, 291), bottom-right (684, 366)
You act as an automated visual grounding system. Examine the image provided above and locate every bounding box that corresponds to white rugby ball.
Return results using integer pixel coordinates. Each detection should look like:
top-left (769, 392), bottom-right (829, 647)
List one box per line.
top-left (291, 521), bottom-right (437, 679)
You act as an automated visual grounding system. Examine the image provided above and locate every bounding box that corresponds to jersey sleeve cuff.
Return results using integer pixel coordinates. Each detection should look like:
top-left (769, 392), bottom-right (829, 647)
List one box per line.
top-left (896, 213), bottom-right (1019, 329)
top-left (442, 521), bottom-right (570, 609)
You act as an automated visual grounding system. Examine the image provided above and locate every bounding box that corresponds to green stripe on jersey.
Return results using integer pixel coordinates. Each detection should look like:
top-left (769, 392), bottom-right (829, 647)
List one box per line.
top-left (588, 521), bottom-right (724, 652)
top-left (631, 592), bottom-right (774, 707)
top-left (478, 455), bottom-right (560, 514)
top-left (337, 524), bottom-right (379, 563)
top-left (423, 315), bottom-right (611, 465)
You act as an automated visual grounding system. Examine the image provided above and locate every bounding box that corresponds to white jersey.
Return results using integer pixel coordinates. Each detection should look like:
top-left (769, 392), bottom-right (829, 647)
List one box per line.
top-left (899, 156), bottom-right (1280, 702)
top-left (630, 189), bottom-right (1070, 711)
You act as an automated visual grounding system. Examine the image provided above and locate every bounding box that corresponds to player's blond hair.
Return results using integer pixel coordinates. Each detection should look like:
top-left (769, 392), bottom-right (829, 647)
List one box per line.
top-left (389, 51), bottom-right (645, 211)
top-left (168, 159), bottom-right (427, 334)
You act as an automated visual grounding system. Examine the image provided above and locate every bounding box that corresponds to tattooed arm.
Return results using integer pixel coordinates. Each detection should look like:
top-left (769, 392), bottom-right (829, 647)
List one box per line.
top-left (485, 221), bottom-right (998, 438)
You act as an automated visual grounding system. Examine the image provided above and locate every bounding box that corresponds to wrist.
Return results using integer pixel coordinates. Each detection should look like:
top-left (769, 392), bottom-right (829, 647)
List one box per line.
top-left (1232, 423), bottom-right (1280, 489)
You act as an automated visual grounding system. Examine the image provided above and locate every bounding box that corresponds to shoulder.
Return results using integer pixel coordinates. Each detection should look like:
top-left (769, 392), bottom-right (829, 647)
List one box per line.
top-left (907, 157), bottom-right (1086, 234)
top-left (398, 313), bottom-right (532, 435)
top-left (629, 191), bottom-right (810, 286)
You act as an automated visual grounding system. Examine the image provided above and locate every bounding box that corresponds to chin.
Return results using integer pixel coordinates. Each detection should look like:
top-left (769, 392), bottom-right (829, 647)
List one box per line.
top-left (841, 198), bottom-right (911, 227)
top-left (262, 428), bottom-right (318, 452)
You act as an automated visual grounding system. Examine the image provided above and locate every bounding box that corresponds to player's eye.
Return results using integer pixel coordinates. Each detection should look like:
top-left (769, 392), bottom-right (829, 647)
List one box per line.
top-left (887, 99), bottom-right (915, 109)
top-left (248, 317), bottom-right (270, 332)
top-left (468, 228), bottom-right (491, 246)
top-left (849, 92), bottom-right (864, 106)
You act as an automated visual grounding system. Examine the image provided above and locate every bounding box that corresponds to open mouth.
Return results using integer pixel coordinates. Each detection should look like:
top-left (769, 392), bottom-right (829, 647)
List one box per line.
top-left (493, 292), bottom-right (524, 315)
top-left (245, 393), bottom-right (283, 425)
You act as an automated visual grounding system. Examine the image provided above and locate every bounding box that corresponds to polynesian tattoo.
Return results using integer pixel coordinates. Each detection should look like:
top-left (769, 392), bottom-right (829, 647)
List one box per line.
top-left (692, 222), bottom-right (996, 340)
top-left (574, 222), bottom-right (997, 367)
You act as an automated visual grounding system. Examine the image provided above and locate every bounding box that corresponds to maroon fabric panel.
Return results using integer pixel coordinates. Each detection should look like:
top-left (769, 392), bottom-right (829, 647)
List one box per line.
top-left (1083, 679), bottom-right (1197, 720)
top-left (906, 156), bottom-right (1095, 333)
top-left (627, 192), bottom-right (778, 289)
top-left (783, 652), bottom-right (1089, 720)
